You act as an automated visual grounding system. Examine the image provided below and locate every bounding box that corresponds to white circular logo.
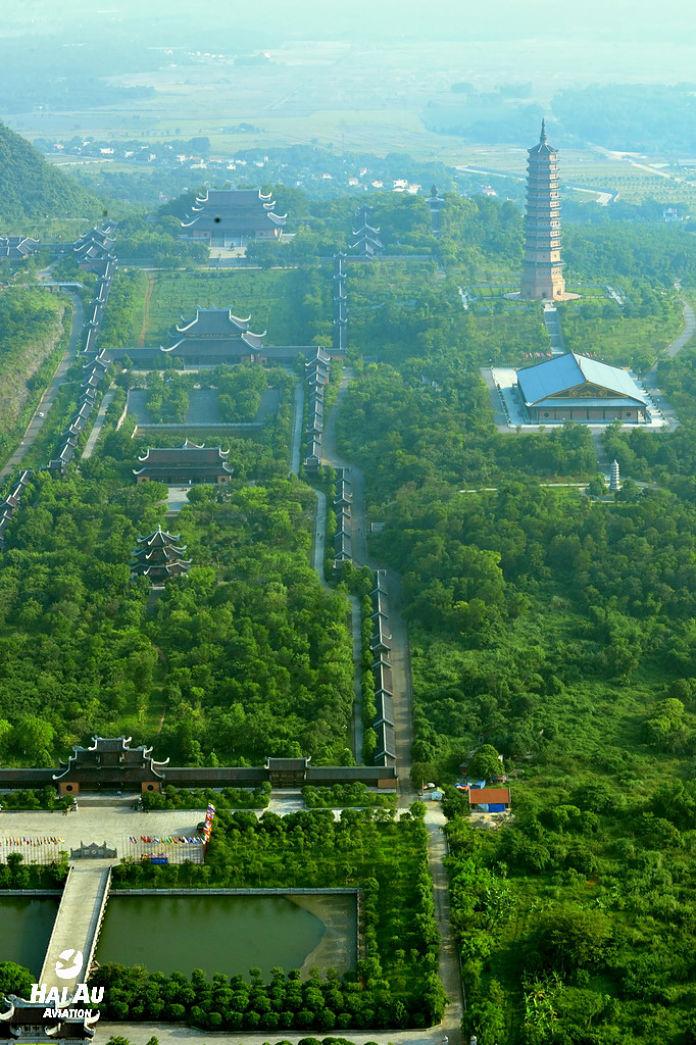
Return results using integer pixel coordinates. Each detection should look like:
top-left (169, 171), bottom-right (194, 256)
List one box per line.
top-left (55, 949), bottom-right (84, 979)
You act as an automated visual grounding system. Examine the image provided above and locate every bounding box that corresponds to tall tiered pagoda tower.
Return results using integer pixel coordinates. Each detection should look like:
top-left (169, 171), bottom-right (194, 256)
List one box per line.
top-left (520, 120), bottom-right (566, 300)
top-left (131, 526), bottom-right (192, 583)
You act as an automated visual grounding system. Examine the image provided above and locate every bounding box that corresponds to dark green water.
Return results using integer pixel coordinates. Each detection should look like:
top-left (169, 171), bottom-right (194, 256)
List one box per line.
top-left (0, 898), bottom-right (59, 976)
top-left (96, 894), bottom-right (356, 977)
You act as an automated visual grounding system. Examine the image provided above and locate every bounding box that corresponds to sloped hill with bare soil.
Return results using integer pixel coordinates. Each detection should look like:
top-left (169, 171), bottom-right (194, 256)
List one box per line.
top-left (0, 289), bottom-right (67, 462)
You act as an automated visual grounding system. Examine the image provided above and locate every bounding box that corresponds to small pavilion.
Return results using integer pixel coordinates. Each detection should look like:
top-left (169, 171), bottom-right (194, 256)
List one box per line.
top-left (131, 525), bottom-right (192, 582)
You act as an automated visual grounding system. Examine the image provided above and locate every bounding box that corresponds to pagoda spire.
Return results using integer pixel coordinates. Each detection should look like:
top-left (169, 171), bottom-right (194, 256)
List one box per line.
top-left (520, 121), bottom-right (566, 300)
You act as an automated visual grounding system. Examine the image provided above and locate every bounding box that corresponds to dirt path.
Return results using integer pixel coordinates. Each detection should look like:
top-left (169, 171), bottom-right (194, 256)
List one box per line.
top-left (137, 271), bottom-right (156, 347)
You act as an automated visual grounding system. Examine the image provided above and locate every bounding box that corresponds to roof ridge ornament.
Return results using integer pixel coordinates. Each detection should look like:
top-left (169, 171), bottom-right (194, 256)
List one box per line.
top-left (540, 118), bottom-right (547, 144)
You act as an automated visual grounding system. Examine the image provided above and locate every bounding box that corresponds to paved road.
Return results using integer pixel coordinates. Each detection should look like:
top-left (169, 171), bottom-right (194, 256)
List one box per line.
top-left (0, 293), bottom-right (84, 480)
top-left (383, 571), bottom-right (416, 808)
top-left (426, 813), bottom-right (465, 1034)
top-left (637, 295), bottom-right (696, 433)
top-left (665, 296), bottom-right (695, 359)
top-left (97, 1023), bottom-right (450, 1045)
top-left (643, 295), bottom-right (696, 384)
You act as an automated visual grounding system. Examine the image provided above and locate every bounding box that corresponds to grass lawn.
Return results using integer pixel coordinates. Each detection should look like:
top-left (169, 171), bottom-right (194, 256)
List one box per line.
top-left (144, 269), bottom-right (311, 346)
top-left (558, 292), bottom-right (683, 372)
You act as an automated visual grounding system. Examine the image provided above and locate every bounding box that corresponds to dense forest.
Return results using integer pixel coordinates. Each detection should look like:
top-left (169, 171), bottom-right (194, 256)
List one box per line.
top-left (315, 191), bottom-right (696, 1042)
top-left (2, 174), bottom-right (696, 1043)
top-left (0, 471), bottom-right (354, 766)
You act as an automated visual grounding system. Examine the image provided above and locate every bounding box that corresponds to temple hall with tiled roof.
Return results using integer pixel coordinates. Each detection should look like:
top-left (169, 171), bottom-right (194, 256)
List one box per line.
top-left (181, 188), bottom-right (286, 247)
top-left (133, 440), bottom-right (234, 484)
top-left (516, 352), bottom-right (649, 422)
top-left (160, 305), bottom-right (266, 365)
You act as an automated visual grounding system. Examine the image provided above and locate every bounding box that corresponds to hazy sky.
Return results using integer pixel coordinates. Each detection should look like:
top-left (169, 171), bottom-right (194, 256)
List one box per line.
top-left (4, 0), bottom-right (696, 147)
top-left (7, 0), bottom-right (696, 45)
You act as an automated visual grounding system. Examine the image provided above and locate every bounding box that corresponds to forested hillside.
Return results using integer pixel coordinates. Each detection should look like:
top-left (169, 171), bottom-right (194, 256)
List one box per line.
top-left (0, 122), bottom-right (101, 226)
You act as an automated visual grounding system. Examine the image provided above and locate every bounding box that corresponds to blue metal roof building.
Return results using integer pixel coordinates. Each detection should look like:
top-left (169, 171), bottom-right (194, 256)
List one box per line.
top-left (517, 353), bottom-right (648, 423)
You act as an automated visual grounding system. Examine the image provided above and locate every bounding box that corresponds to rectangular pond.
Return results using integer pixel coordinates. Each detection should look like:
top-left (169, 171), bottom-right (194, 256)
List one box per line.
top-left (0, 897), bottom-right (59, 977)
top-left (96, 893), bottom-right (357, 978)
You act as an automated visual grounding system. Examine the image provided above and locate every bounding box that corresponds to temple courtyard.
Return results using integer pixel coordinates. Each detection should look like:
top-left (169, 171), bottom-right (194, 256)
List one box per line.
top-left (0, 802), bottom-right (207, 866)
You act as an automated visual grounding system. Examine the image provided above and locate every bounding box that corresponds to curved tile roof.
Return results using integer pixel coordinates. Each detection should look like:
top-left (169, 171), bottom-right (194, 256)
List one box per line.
top-left (517, 352), bottom-right (647, 406)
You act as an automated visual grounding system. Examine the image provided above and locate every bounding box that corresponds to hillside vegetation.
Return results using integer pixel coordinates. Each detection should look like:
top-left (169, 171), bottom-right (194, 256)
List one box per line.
top-left (0, 288), bottom-right (68, 463)
top-left (0, 122), bottom-right (101, 227)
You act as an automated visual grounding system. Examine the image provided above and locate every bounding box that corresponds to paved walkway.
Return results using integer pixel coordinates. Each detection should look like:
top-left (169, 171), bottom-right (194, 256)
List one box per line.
top-left (542, 303), bottom-right (564, 354)
top-left (0, 293), bottom-right (84, 480)
top-left (40, 863), bottom-right (111, 993)
top-left (665, 296), bottom-right (696, 358)
top-left (290, 381), bottom-right (304, 475)
top-left (81, 388), bottom-right (116, 460)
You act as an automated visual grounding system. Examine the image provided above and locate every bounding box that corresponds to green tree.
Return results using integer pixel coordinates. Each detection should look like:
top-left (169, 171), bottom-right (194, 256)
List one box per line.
top-left (12, 715), bottom-right (54, 759)
top-left (468, 744), bottom-right (503, 781)
top-left (0, 961), bottom-right (33, 997)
